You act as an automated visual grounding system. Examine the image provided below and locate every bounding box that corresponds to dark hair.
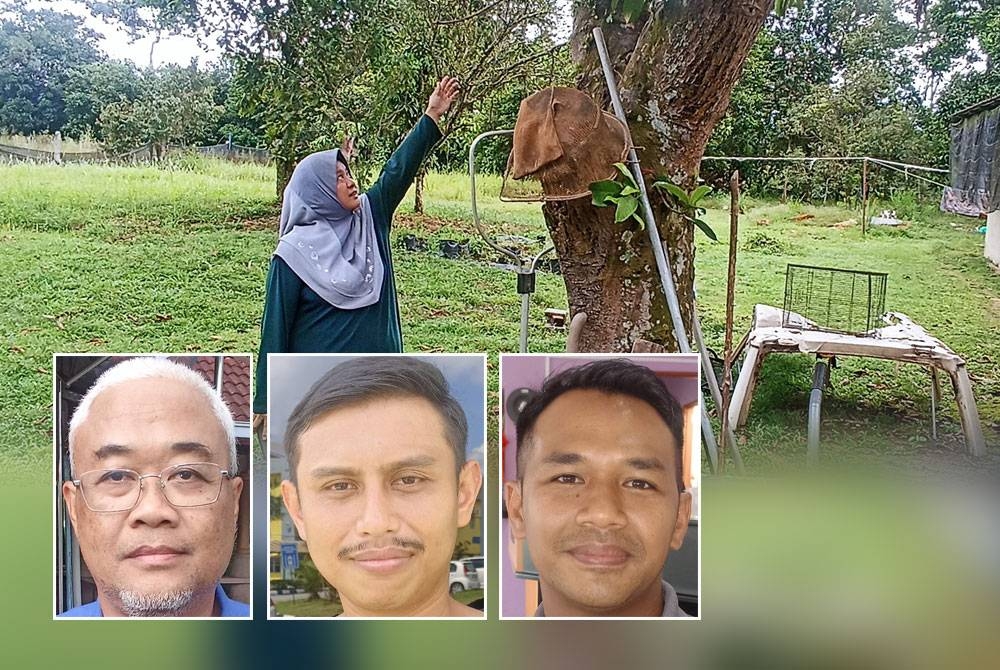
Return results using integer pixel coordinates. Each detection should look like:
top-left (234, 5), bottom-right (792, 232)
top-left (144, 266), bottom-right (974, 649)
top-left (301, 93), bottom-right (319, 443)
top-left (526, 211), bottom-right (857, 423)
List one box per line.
top-left (284, 357), bottom-right (468, 482)
top-left (515, 358), bottom-right (685, 492)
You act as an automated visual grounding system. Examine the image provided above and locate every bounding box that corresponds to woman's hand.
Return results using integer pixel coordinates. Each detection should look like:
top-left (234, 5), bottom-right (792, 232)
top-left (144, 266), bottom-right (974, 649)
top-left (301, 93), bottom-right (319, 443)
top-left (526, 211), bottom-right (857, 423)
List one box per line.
top-left (340, 135), bottom-right (355, 161)
top-left (425, 76), bottom-right (460, 125)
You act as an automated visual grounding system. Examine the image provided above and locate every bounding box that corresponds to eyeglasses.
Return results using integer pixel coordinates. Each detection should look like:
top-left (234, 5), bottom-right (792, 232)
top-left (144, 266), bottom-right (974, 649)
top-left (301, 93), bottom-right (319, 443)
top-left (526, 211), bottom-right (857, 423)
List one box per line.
top-left (71, 462), bottom-right (233, 513)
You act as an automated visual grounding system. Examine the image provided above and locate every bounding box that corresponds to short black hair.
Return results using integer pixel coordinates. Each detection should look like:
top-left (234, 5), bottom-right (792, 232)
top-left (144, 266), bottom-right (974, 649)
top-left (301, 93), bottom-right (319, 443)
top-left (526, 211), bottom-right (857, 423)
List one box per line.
top-left (284, 357), bottom-right (467, 483)
top-left (515, 358), bottom-right (685, 492)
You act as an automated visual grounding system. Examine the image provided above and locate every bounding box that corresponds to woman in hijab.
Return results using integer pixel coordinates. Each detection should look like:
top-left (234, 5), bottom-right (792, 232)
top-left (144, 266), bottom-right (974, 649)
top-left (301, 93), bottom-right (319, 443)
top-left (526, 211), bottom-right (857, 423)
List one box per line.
top-left (253, 77), bottom-right (460, 425)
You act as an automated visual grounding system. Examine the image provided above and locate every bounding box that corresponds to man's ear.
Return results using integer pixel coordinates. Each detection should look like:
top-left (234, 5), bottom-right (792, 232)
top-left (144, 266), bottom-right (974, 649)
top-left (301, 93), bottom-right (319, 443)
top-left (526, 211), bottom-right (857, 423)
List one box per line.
top-left (456, 460), bottom-right (482, 527)
top-left (504, 480), bottom-right (526, 540)
top-left (670, 490), bottom-right (693, 551)
top-left (62, 480), bottom-right (80, 528)
top-left (230, 476), bottom-right (244, 526)
top-left (281, 480), bottom-right (308, 543)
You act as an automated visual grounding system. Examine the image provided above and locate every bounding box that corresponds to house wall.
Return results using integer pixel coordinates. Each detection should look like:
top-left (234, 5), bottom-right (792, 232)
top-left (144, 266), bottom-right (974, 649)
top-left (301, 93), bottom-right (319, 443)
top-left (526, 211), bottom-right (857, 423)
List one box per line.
top-left (986, 210), bottom-right (1000, 268)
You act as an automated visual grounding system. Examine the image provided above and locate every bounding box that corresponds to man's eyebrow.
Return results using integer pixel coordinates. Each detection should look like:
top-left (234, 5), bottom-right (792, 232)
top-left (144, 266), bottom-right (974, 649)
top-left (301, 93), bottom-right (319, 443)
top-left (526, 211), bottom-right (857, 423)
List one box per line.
top-left (539, 452), bottom-right (584, 466)
top-left (93, 444), bottom-right (131, 460)
top-left (384, 455), bottom-right (437, 471)
top-left (92, 442), bottom-right (216, 463)
top-left (626, 457), bottom-right (667, 471)
top-left (309, 465), bottom-right (361, 479)
top-left (308, 455), bottom-right (438, 479)
top-left (170, 442), bottom-right (215, 460)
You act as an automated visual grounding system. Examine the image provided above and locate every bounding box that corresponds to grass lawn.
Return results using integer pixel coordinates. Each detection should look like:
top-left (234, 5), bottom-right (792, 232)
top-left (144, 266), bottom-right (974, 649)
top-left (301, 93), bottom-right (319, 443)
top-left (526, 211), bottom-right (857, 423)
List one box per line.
top-left (1, 158), bottom-right (997, 475)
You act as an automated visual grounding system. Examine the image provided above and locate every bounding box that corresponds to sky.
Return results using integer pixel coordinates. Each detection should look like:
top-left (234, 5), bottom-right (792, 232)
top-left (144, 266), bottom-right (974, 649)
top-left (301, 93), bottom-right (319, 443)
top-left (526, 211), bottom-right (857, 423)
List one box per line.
top-left (41, 0), bottom-right (222, 68)
top-left (38, 0), bottom-right (571, 69)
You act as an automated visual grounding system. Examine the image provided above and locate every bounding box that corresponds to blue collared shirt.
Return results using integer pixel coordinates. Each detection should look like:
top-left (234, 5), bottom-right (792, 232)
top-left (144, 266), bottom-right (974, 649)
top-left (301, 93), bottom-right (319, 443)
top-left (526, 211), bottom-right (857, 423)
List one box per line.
top-left (59, 584), bottom-right (249, 617)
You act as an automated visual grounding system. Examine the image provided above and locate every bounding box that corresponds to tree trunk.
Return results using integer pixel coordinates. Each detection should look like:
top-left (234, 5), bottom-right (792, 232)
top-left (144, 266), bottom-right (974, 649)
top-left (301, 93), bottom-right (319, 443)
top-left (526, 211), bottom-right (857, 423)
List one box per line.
top-left (276, 159), bottom-right (296, 200)
top-left (545, 0), bottom-right (772, 351)
top-left (414, 166), bottom-right (426, 214)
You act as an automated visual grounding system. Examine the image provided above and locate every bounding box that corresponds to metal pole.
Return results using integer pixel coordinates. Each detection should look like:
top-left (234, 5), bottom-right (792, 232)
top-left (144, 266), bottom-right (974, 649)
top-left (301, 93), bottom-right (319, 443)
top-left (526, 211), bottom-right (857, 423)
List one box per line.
top-left (861, 158), bottom-right (868, 237)
top-left (720, 170), bottom-right (740, 474)
top-left (807, 358), bottom-right (830, 464)
top-left (593, 27), bottom-right (732, 473)
top-left (930, 367), bottom-right (939, 443)
top-left (469, 129), bottom-right (553, 353)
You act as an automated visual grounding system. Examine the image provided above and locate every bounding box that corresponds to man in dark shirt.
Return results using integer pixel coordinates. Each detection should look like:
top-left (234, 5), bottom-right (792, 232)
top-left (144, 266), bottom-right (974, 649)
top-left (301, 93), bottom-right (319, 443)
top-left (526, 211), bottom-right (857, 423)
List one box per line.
top-left (504, 359), bottom-right (693, 617)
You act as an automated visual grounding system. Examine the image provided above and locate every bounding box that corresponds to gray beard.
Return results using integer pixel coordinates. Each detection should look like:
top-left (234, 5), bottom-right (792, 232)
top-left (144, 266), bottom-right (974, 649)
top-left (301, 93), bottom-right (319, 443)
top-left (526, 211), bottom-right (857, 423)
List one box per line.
top-left (115, 588), bottom-right (197, 617)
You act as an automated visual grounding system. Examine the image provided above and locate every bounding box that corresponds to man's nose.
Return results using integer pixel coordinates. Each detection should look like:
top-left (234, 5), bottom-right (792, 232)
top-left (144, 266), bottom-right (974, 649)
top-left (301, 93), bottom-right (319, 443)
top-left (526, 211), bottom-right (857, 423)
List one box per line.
top-left (354, 485), bottom-right (400, 536)
top-left (574, 480), bottom-right (628, 530)
top-left (127, 476), bottom-right (180, 527)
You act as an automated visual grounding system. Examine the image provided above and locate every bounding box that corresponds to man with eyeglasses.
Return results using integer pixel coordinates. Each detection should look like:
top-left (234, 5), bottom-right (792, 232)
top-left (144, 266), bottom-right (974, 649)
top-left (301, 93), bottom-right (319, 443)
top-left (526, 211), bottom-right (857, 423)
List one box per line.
top-left (59, 357), bottom-right (247, 617)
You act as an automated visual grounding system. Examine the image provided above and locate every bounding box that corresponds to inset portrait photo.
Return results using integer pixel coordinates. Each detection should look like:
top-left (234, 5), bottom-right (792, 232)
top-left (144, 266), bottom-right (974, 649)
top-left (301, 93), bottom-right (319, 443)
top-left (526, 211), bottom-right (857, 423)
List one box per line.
top-left (267, 354), bottom-right (486, 619)
top-left (500, 354), bottom-right (701, 619)
top-left (54, 354), bottom-right (253, 619)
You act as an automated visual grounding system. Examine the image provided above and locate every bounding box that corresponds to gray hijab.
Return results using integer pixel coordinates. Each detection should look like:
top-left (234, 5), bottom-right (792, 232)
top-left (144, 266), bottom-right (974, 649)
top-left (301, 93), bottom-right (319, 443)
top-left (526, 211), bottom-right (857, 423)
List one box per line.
top-left (274, 149), bottom-right (384, 309)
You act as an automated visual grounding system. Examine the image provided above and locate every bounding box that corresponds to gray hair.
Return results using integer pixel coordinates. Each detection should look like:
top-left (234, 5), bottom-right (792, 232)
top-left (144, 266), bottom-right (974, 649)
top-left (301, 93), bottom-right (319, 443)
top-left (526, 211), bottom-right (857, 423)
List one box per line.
top-left (284, 357), bottom-right (467, 483)
top-left (68, 357), bottom-right (237, 475)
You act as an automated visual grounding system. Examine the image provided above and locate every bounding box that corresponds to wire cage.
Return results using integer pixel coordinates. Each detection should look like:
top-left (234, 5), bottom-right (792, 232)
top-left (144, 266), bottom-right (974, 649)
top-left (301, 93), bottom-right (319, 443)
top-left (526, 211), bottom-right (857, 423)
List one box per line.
top-left (782, 264), bottom-right (888, 335)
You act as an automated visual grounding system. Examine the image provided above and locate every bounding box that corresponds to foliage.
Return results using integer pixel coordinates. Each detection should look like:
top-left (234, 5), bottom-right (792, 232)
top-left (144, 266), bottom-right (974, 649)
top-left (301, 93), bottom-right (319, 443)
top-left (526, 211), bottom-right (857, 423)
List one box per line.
top-left (589, 163), bottom-right (718, 239)
top-left (63, 61), bottom-right (141, 139)
top-left (293, 556), bottom-right (331, 597)
top-left (91, 0), bottom-right (562, 189)
top-left (706, 0), bottom-right (960, 201)
top-left (0, 7), bottom-right (103, 134)
top-left (98, 65), bottom-right (223, 156)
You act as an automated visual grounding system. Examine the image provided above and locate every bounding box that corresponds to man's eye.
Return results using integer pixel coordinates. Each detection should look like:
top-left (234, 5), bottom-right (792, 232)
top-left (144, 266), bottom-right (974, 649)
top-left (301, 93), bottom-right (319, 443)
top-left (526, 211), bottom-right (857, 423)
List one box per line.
top-left (553, 474), bottom-right (582, 485)
top-left (100, 470), bottom-right (134, 484)
top-left (171, 468), bottom-right (207, 483)
top-left (626, 479), bottom-right (655, 490)
top-left (325, 481), bottom-right (355, 492)
top-left (395, 475), bottom-right (424, 487)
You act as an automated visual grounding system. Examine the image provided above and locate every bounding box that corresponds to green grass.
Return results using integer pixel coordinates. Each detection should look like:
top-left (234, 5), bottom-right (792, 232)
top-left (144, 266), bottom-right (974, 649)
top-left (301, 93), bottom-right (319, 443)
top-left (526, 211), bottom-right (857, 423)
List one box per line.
top-left (1, 159), bottom-right (997, 474)
top-left (694, 198), bottom-right (1000, 466)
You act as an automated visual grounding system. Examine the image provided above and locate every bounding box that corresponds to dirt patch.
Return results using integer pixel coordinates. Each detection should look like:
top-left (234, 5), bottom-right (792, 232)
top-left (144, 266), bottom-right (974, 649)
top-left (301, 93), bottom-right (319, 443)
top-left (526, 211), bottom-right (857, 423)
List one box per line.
top-left (236, 215), bottom-right (279, 232)
top-left (396, 212), bottom-right (476, 235)
top-left (790, 213), bottom-right (815, 222)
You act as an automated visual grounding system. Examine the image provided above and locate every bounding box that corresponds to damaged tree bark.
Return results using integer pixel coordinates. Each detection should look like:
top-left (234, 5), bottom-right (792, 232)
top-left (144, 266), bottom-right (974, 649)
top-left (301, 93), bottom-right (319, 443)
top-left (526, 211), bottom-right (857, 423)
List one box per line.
top-left (543, 0), bottom-right (772, 351)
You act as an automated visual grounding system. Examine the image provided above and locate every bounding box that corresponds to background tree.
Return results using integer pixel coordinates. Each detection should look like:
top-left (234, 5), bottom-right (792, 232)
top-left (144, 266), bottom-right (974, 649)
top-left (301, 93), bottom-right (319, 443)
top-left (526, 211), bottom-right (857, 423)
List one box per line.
top-left (0, 7), bottom-right (103, 134)
top-left (89, 0), bottom-right (563, 196)
top-left (63, 61), bottom-right (141, 139)
top-left (98, 65), bottom-right (223, 157)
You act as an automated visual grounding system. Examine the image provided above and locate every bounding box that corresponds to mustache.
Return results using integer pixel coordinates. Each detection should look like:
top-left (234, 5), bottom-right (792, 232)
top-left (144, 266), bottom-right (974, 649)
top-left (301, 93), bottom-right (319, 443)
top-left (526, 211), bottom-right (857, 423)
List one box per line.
top-left (338, 537), bottom-right (425, 560)
top-left (555, 529), bottom-right (644, 556)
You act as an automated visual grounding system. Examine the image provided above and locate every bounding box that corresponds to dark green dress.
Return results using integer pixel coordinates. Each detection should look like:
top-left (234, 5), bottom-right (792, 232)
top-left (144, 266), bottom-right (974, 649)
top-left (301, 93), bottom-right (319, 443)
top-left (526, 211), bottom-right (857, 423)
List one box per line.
top-left (253, 115), bottom-right (441, 412)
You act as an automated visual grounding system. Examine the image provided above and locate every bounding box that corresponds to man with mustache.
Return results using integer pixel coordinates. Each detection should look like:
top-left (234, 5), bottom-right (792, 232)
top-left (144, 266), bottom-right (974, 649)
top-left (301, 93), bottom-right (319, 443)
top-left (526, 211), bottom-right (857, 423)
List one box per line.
top-left (504, 358), bottom-right (693, 617)
top-left (279, 356), bottom-right (483, 617)
top-left (59, 357), bottom-right (247, 617)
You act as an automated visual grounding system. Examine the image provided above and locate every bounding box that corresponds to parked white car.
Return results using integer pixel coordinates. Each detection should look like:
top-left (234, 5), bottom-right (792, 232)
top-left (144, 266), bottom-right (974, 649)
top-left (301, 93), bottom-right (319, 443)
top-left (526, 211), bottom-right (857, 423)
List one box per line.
top-left (449, 559), bottom-right (479, 593)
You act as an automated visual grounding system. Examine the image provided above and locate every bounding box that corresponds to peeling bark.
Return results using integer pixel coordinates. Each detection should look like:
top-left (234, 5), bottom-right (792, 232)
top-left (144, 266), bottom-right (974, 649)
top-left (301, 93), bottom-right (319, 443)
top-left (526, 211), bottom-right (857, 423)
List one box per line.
top-left (545, 0), bottom-right (772, 351)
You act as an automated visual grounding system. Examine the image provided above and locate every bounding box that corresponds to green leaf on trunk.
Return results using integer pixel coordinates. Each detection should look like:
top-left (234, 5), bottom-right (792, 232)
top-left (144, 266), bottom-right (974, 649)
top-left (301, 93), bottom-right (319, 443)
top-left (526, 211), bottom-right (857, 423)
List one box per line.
top-left (693, 218), bottom-right (718, 241)
top-left (690, 185), bottom-right (713, 204)
top-left (589, 179), bottom-right (622, 206)
top-left (615, 195), bottom-right (639, 222)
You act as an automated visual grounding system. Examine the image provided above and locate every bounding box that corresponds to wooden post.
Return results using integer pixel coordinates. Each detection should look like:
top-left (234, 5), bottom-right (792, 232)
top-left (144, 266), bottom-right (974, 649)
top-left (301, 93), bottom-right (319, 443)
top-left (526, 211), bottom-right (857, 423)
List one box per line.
top-left (720, 170), bottom-right (740, 474)
top-left (861, 158), bottom-right (868, 237)
top-left (54, 131), bottom-right (62, 165)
